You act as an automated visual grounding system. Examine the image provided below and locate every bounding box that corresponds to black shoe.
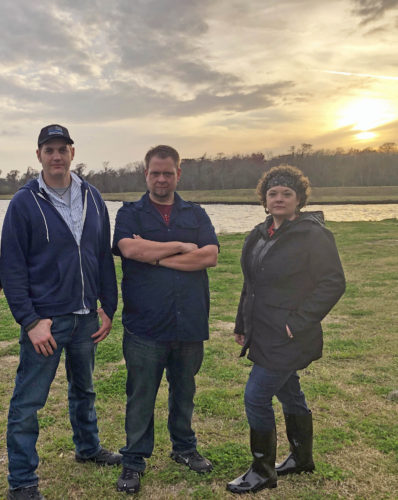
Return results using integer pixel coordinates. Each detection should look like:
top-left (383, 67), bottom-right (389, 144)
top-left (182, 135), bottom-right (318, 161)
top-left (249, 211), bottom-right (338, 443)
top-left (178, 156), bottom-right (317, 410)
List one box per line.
top-left (76, 447), bottom-right (122, 466)
top-left (7, 486), bottom-right (45, 500)
top-left (275, 412), bottom-right (315, 476)
top-left (116, 467), bottom-right (142, 494)
top-left (170, 450), bottom-right (213, 473)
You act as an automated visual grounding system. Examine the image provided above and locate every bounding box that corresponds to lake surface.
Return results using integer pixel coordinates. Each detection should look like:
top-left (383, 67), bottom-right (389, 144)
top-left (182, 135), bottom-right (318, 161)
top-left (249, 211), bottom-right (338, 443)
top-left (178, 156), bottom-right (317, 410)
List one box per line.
top-left (0, 200), bottom-right (396, 235)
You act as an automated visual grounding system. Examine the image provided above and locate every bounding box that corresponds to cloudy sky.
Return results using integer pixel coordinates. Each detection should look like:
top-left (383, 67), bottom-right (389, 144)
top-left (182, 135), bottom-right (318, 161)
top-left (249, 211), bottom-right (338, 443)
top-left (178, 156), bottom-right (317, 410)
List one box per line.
top-left (1, 0), bottom-right (398, 173)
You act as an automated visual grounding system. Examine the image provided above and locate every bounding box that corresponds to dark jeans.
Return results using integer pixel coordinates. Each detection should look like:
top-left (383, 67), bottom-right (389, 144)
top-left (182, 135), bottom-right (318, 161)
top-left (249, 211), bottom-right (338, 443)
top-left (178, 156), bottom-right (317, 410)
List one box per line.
top-left (121, 331), bottom-right (204, 472)
top-left (244, 364), bottom-right (310, 432)
top-left (7, 313), bottom-right (101, 490)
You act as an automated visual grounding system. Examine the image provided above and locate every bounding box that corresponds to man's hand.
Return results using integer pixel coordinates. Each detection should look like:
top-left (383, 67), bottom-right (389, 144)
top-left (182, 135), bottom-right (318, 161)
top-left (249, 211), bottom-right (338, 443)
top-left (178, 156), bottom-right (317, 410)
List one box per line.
top-left (234, 333), bottom-right (245, 346)
top-left (28, 319), bottom-right (56, 356)
top-left (119, 234), bottom-right (197, 263)
top-left (286, 324), bottom-right (294, 338)
top-left (133, 234), bottom-right (197, 254)
top-left (91, 307), bottom-right (112, 344)
top-left (157, 244), bottom-right (218, 271)
top-left (132, 234), bottom-right (198, 265)
top-left (180, 242), bottom-right (198, 253)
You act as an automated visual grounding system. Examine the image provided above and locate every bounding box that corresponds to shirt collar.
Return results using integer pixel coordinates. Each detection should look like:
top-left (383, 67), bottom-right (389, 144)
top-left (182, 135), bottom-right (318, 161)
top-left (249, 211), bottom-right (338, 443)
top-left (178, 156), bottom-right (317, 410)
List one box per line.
top-left (139, 191), bottom-right (191, 212)
top-left (38, 170), bottom-right (81, 195)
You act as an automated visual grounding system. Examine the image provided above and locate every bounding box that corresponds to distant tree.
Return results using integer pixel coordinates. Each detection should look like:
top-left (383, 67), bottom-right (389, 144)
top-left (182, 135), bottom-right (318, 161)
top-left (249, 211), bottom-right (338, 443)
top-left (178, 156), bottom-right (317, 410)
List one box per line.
top-left (6, 170), bottom-right (20, 192)
top-left (20, 166), bottom-right (39, 185)
top-left (300, 143), bottom-right (313, 156)
top-left (2, 143), bottom-right (398, 195)
top-left (250, 152), bottom-right (265, 163)
top-left (379, 142), bottom-right (397, 153)
top-left (73, 163), bottom-right (86, 177)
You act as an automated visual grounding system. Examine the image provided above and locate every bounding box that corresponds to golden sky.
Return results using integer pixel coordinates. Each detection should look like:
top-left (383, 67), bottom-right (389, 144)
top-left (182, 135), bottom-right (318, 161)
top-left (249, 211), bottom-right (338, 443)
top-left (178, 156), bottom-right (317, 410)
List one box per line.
top-left (1, 0), bottom-right (398, 173)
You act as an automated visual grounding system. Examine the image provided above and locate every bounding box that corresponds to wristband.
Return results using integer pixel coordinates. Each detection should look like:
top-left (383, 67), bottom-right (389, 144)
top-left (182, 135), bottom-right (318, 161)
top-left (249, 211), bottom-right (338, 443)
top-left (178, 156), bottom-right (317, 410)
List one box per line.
top-left (25, 319), bottom-right (41, 332)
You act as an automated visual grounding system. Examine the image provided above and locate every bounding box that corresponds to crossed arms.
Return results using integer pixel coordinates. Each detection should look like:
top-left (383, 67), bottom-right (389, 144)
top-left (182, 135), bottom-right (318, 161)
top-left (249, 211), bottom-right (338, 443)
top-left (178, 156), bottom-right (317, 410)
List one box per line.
top-left (117, 235), bottom-right (218, 271)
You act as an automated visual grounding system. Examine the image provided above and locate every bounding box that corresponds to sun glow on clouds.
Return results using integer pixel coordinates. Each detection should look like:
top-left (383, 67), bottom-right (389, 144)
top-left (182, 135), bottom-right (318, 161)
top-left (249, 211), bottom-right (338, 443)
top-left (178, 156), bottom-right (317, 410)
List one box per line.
top-left (337, 98), bottom-right (396, 141)
top-left (324, 70), bottom-right (398, 82)
top-left (356, 131), bottom-right (376, 140)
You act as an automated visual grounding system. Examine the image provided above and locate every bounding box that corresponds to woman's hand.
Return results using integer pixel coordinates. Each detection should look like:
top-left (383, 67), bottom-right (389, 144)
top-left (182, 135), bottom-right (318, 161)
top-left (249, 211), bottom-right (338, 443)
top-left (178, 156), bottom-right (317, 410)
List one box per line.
top-left (235, 333), bottom-right (245, 346)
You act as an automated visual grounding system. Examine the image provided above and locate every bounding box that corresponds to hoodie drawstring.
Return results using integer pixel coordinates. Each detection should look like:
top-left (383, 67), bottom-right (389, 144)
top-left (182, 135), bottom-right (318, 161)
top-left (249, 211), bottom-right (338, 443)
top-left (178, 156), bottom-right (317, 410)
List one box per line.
top-left (31, 190), bottom-right (50, 242)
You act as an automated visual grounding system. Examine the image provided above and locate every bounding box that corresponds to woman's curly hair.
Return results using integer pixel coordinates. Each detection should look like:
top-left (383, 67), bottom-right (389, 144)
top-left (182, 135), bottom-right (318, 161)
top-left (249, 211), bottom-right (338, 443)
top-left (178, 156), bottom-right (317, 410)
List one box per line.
top-left (256, 164), bottom-right (311, 211)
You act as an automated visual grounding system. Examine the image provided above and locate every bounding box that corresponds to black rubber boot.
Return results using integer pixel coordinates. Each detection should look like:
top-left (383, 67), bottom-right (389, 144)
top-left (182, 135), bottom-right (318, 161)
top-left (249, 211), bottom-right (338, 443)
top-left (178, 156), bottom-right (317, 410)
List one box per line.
top-left (276, 411), bottom-right (315, 476)
top-left (226, 427), bottom-right (277, 494)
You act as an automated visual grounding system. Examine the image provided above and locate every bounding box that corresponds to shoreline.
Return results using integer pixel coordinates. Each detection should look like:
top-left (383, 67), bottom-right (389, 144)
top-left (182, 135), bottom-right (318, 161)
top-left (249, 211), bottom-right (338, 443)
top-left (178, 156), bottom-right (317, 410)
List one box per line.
top-left (2, 185), bottom-right (398, 206)
top-left (101, 198), bottom-right (398, 206)
top-left (100, 186), bottom-right (398, 205)
top-left (1, 196), bottom-right (398, 205)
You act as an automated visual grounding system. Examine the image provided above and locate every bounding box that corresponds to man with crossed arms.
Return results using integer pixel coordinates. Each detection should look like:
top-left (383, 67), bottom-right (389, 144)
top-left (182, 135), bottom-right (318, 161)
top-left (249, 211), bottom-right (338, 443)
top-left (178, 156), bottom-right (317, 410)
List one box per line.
top-left (113, 145), bottom-right (219, 494)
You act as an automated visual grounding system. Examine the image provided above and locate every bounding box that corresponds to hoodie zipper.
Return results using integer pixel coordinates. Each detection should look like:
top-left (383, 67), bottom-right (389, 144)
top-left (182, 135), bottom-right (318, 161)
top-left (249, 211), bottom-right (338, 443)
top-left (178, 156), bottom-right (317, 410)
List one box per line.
top-left (78, 189), bottom-right (89, 309)
top-left (35, 185), bottom-right (91, 310)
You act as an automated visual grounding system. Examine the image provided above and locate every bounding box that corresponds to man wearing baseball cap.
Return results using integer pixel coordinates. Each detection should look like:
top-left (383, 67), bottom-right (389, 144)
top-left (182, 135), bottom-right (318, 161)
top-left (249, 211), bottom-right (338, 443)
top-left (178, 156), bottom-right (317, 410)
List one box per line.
top-left (37, 124), bottom-right (75, 146)
top-left (1, 124), bottom-right (120, 500)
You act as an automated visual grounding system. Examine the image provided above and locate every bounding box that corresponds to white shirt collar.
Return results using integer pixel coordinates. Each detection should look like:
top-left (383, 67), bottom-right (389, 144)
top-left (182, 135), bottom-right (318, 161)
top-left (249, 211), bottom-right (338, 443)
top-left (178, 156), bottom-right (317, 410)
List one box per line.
top-left (38, 170), bottom-right (82, 193)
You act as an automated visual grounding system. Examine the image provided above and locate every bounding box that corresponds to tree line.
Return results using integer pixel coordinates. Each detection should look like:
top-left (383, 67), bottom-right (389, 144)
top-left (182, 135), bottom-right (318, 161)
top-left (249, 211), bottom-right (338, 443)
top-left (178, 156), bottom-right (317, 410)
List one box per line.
top-left (1, 143), bottom-right (398, 194)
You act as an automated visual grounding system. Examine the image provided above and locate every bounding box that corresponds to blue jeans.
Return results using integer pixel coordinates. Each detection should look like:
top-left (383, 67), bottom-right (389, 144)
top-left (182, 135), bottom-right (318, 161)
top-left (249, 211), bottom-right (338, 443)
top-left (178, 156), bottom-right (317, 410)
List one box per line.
top-left (244, 364), bottom-right (310, 432)
top-left (121, 331), bottom-right (204, 472)
top-left (7, 312), bottom-right (101, 490)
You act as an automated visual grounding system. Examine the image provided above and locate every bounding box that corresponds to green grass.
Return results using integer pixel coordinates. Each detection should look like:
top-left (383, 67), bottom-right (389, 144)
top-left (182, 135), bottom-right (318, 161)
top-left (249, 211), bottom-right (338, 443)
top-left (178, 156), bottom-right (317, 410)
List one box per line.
top-left (0, 220), bottom-right (398, 498)
top-left (101, 185), bottom-right (398, 204)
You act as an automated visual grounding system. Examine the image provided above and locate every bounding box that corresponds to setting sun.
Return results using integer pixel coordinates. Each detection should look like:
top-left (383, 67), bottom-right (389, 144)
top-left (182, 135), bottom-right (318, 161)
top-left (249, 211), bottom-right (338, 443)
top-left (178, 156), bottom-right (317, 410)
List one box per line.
top-left (356, 131), bottom-right (376, 140)
top-left (337, 98), bottom-right (396, 141)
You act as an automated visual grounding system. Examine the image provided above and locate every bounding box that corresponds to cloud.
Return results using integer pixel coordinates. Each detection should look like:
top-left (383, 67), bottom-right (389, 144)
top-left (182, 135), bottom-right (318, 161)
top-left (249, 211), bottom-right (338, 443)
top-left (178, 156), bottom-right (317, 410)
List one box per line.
top-left (372, 118), bottom-right (398, 132)
top-left (322, 70), bottom-right (398, 81)
top-left (0, 0), bottom-right (298, 124)
top-left (0, 1), bottom-right (94, 70)
top-left (352, 0), bottom-right (398, 24)
top-left (1, 0), bottom-right (398, 172)
top-left (168, 82), bottom-right (295, 116)
top-left (313, 125), bottom-right (360, 144)
top-left (0, 76), bottom-right (293, 123)
top-left (312, 119), bottom-right (398, 150)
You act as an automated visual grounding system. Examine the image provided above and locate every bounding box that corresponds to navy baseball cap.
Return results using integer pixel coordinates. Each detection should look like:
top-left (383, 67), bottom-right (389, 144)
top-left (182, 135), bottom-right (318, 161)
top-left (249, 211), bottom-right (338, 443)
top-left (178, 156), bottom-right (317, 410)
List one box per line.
top-left (38, 124), bottom-right (74, 146)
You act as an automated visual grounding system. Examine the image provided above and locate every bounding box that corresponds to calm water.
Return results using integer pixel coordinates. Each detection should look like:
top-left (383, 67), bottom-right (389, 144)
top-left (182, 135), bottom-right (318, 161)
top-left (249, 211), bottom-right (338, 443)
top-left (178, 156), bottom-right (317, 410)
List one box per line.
top-left (0, 200), bottom-right (397, 236)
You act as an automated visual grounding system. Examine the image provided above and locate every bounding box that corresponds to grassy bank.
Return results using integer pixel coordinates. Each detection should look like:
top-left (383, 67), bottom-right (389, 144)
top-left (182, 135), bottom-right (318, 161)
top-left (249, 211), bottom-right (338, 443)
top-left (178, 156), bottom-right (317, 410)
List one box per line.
top-left (101, 186), bottom-right (398, 204)
top-left (2, 186), bottom-right (398, 204)
top-left (0, 221), bottom-right (397, 499)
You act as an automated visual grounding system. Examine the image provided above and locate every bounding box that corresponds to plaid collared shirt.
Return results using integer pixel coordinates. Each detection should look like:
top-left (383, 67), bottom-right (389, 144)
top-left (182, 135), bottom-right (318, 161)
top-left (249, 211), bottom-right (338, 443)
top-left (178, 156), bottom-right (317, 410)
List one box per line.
top-left (38, 171), bottom-right (89, 314)
top-left (38, 171), bottom-right (84, 244)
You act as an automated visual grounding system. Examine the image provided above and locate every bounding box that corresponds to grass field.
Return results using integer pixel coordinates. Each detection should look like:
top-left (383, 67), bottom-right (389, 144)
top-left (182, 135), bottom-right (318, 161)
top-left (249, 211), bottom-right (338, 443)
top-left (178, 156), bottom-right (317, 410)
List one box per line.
top-left (101, 186), bottom-right (398, 204)
top-left (0, 221), bottom-right (397, 499)
top-left (2, 186), bottom-right (398, 204)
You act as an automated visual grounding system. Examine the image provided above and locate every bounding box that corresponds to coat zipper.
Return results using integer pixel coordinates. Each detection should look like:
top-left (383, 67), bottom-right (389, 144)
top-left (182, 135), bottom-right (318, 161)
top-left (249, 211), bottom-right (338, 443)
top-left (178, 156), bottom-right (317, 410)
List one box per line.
top-left (36, 186), bottom-right (90, 310)
top-left (78, 189), bottom-right (89, 309)
top-left (78, 245), bottom-right (87, 309)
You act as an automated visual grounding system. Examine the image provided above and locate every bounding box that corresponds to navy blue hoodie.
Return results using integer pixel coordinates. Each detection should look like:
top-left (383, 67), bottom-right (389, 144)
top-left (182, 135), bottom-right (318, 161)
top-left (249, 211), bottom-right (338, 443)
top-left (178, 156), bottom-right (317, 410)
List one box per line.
top-left (0, 178), bottom-right (117, 328)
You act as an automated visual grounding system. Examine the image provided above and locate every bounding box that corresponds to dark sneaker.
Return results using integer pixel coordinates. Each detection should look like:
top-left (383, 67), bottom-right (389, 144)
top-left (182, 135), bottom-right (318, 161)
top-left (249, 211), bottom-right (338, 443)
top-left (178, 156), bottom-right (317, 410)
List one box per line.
top-left (76, 447), bottom-right (122, 465)
top-left (170, 450), bottom-right (213, 473)
top-left (7, 486), bottom-right (45, 500)
top-left (116, 467), bottom-right (142, 494)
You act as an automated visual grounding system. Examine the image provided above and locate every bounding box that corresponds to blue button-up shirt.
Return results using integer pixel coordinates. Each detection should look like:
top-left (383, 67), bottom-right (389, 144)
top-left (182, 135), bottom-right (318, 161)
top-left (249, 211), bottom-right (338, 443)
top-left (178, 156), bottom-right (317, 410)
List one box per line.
top-left (112, 192), bottom-right (219, 341)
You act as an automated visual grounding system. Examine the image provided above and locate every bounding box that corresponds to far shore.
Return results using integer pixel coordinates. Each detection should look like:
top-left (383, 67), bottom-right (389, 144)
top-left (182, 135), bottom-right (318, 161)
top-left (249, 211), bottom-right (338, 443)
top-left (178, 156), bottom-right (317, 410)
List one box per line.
top-left (103, 185), bottom-right (398, 204)
top-left (1, 186), bottom-right (398, 204)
